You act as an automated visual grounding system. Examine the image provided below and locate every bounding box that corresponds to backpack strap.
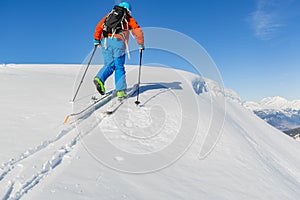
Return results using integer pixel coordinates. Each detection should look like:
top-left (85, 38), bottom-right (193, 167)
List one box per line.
top-left (125, 38), bottom-right (130, 59)
top-left (103, 37), bottom-right (108, 49)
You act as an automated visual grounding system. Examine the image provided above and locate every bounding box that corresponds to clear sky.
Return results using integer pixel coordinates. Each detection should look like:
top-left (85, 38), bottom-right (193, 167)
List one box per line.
top-left (1, 0), bottom-right (300, 101)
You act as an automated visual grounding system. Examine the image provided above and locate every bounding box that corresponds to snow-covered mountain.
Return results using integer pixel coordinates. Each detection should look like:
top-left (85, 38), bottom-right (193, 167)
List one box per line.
top-left (284, 127), bottom-right (300, 140)
top-left (244, 97), bottom-right (300, 131)
top-left (1, 64), bottom-right (300, 199)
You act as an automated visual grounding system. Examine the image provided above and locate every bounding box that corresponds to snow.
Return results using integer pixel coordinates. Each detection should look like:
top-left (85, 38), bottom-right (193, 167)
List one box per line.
top-left (1, 64), bottom-right (300, 199)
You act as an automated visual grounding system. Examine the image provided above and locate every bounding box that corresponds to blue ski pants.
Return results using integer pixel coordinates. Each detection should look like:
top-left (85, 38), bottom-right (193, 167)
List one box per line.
top-left (95, 38), bottom-right (127, 92)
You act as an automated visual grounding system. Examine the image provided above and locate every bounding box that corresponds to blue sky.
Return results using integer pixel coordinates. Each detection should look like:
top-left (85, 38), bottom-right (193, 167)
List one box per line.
top-left (0, 0), bottom-right (300, 101)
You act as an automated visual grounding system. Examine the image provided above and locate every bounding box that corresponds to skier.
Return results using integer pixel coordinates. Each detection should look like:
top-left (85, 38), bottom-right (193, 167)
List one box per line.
top-left (93, 2), bottom-right (144, 99)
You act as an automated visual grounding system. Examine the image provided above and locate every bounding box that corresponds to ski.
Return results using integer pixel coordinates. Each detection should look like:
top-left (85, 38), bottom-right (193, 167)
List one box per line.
top-left (64, 91), bottom-right (115, 124)
top-left (104, 84), bottom-right (138, 115)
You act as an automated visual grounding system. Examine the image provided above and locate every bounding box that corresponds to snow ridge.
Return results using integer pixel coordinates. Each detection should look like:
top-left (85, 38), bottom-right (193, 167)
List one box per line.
top-left (1, 65), bottom-right (300, 199)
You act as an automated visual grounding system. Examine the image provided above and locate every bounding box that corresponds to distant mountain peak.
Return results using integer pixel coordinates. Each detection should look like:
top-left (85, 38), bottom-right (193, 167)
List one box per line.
top-left (243, 96), bottom-right (300, 131)
top-left (260, 96), bottom-right (289, 110)
top-left (245, 96), bottom-right (300, 111)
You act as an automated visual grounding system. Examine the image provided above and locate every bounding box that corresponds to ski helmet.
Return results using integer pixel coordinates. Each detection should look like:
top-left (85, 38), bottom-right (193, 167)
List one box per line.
top-left (118, 2), bottom-right (132, 12)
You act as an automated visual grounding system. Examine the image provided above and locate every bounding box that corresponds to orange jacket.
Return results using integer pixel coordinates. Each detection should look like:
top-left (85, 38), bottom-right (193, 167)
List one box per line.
top-left (94, 13), bottom-right (144, 45)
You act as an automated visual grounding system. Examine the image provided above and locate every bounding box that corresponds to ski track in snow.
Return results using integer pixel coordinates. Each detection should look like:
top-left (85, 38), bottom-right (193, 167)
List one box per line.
top-left (0, 126), bottom-right (74, 179)
top-left (0, 124), bottom-right (77, 199)
top-left (0, 104), bottom-right (111, 199)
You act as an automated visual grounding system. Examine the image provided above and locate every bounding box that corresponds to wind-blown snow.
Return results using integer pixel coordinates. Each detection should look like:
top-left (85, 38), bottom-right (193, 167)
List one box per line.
top-left (0, 64), bottom-right (300, 199)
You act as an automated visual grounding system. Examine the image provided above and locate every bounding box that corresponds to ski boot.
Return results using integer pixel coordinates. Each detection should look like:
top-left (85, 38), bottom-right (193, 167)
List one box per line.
top-left (117, 90), bottom-right (127, 101)
top-left (93, 77), bottom-right (105, 95)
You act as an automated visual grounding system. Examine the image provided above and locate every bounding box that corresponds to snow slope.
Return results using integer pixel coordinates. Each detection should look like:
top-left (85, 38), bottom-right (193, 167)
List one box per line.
top-left (0, 64), bottom-right (300, 199)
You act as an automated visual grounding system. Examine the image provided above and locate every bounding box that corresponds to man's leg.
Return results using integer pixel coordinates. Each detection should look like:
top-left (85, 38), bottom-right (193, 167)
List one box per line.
top-left (95, 45), bottom-right (115, 83)
top-left (95, 62), bottom-right (115, 83)
top-left (114, 54), bottom-right (126, 93)
top-left (94, 43), bottom-right (115, 95)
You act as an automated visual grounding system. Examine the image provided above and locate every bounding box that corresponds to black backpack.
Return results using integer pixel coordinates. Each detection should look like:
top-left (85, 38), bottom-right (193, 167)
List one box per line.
top-left (103, 5), bottom-right (128, 37)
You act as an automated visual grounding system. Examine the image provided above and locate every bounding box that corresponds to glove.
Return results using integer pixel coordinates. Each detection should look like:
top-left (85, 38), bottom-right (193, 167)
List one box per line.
top-left (94, 39), bottom-right (101, 46)
top-left (138, 44), bottom-right (145, 51)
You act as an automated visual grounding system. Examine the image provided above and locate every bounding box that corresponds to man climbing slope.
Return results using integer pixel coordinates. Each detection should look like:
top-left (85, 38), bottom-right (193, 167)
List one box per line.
top-left (93, 2), bottom-right (144, 99)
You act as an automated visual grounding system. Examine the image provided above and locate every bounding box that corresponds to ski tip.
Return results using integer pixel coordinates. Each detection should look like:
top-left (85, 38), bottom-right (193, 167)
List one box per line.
top-left (63, 115), bottom-right (70, 124)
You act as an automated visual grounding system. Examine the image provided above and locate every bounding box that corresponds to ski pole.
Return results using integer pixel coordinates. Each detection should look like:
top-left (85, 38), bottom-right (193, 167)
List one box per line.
top-left (72, 46), bottom-right (97, 102)
top-left (135, 49), bottom-right (143, 105)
